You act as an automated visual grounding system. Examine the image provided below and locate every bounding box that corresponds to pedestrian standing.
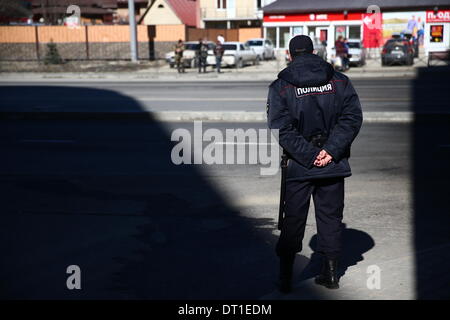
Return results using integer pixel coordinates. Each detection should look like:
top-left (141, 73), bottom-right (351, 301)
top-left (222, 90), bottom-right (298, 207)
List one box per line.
top-left (343, 38), bottom-right (350, 71)
top-left (174, 39), bottom-right (185, 73)
top-left (267, 35), bottom-right (363, 293)
top-left (214, 40), bottom-right (225, 73)
top-left (334, 36), bottom-right (347, 71)
top-left (197, 39), bottom-right (208, 73)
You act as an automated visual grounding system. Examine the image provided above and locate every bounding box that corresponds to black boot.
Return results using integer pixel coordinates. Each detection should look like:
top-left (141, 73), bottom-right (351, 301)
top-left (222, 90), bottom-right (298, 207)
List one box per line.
top-left (278, 254), bottom-right (295, 293)
top-left (315, 258), bottom-right (339, 289)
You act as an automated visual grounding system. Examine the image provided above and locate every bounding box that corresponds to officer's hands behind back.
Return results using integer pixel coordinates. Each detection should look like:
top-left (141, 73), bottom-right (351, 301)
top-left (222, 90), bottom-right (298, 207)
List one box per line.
top-left (314, 150), bottom-right (333, 167)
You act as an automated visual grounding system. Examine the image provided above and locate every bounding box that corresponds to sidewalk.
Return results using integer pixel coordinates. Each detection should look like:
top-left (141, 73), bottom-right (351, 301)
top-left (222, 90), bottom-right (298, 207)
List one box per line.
top-left (0, 56), bottom-right (422, 82)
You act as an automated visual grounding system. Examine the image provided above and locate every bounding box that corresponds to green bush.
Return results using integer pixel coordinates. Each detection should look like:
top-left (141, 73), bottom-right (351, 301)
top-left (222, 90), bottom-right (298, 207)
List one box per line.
top-left (44, 40), bottom-right (63, 65)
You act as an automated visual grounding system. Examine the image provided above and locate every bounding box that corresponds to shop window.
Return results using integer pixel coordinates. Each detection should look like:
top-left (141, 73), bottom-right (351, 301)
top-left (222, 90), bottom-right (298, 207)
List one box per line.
top-left (308, 26), bottom-right (317, 39)
top-left (292, 26), bottom-right (303, 36)
top-left (349, 25), bottom-right (361, 39)
top-left (430, 25), bottom-right (444, 42)
top-left (335, 25), bottom-right (347, 40)
top-left (266, 27), bottom-right (277, 47)
top-left (279, 27), bottom-right (290, 48)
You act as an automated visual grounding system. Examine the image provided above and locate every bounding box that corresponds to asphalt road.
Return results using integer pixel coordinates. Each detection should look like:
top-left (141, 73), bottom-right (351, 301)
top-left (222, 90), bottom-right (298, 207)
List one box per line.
top-left (0, 78), bottom-right (413, 113)
top-left (0, 118), bottom-right (437, 299)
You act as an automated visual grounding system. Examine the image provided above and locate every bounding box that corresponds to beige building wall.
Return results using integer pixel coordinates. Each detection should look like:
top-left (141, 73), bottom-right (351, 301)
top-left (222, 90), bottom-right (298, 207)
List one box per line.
top-left (143, 0), bottom-right (182, 25)
top-left (200, 0), bottom-right (258, 20)
top-left (199, 0), bottom-right (265, 28)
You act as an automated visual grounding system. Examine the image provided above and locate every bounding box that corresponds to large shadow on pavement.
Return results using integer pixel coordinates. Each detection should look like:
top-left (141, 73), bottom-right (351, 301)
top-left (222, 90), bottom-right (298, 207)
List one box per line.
top-left (0, 85), bottom-right (379, 300)
top-left (0, 85), bottom-right (282, 299)
top-left (412, 66), bottom-right (450, 299)
top-left (0, 85), bottom-right (333, 299)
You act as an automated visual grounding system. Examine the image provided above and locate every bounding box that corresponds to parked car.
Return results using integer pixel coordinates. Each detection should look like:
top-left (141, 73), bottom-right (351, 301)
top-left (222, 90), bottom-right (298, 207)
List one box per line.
top-left (381, 39), bottom-right (414, 66)
top-left (207, 42), bottom-right (258, 68)
top-left (347, 40), bottom-right (366, 66)
top-left (245, 38), bottom-right (275, 60)
top-left (165, 41), bottom-right (215, 68)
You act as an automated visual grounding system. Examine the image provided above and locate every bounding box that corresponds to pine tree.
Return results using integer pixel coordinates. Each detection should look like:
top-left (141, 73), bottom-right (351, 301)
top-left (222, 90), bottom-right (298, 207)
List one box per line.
top-left (44, 40), bottom-right (63, 65)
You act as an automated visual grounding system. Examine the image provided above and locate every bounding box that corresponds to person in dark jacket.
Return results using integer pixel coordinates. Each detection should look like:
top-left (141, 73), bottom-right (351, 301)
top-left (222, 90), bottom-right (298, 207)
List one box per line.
top-left (267, 35), bottom-right (362, 293)
top-left (214, 40), bottom-right (225, 73)
top-left (174, 39), bottom-right (185, 73)
top-left (335, 35), bottom-right (349, 71)
top-left (197, 39), bottom-right (208, 73)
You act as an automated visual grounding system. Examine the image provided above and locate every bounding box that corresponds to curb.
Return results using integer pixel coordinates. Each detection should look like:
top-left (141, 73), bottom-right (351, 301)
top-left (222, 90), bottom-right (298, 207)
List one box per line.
top-left (0, 71), bottom-right (417, 82)
top-left (0, 111), bottom-right (415, 123)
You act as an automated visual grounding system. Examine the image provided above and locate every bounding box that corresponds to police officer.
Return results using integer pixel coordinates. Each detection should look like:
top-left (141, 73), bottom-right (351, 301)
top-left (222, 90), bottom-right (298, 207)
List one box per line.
top-left (267, 35), bottom-right (362, 293)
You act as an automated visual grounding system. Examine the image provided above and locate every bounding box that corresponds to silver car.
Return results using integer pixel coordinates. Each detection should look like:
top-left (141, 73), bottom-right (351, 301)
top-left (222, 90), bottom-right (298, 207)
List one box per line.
top-left (245, 38), bottom-right (275, 60)
top-left (347, 40), bottom-right (366, 67)
top-left (207, 42), bottom-right (258, 68)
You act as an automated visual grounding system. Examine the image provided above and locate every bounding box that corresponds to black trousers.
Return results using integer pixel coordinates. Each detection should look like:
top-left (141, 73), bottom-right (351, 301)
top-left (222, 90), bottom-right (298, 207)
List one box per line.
top-left (198, 57), bottom-right (207, 72)
top-left (276, 177), bottom-right (345, 260)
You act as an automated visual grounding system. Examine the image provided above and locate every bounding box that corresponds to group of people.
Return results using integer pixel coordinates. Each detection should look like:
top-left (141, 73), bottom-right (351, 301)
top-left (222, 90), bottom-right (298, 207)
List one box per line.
top-left (334, 36), bottom-right (351, 71)
top-left (173, 34), bottom-right (226, 74)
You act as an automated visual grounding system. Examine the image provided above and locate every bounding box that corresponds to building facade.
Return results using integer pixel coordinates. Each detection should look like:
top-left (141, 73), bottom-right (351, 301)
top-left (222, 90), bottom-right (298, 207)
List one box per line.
top-left (140, 0), bottom-right (198, 27)
top-left (262, 0), bottom-right (450, 55)
top-left (199, 0), bottom-right (275, 29)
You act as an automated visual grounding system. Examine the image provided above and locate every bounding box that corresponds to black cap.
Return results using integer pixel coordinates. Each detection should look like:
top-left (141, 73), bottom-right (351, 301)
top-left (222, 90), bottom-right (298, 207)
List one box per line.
top-left (289, 35), bottom-right (314, 57)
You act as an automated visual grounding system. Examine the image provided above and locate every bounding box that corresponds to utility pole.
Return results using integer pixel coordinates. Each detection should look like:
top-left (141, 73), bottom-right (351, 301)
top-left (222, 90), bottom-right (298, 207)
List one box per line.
top-left (128, 0), bottom-right (138, 62)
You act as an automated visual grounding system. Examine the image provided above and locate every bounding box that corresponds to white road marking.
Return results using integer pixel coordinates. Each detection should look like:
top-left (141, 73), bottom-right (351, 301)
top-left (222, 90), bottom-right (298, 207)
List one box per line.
top-left (20, 139), bottom-right (76, 144)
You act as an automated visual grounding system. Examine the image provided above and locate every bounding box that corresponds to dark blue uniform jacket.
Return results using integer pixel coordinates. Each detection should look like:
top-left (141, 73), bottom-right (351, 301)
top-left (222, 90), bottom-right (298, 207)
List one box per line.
top-left (267, 53), bottom-right (363, 181)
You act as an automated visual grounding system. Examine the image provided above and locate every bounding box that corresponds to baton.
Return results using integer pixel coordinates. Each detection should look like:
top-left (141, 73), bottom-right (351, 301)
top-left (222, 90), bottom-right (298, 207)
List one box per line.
top-left (278, 150), bottom-right (288, 230)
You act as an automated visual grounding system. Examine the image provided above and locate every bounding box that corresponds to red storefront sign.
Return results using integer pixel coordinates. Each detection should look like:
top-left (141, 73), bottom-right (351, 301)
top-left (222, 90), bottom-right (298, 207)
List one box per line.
top-left (263, 12), bottom-right (363, 23)
top-left (426, 10), bottom-right (450, 23)
top-left (362, 12), bottom-right (383, 48)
